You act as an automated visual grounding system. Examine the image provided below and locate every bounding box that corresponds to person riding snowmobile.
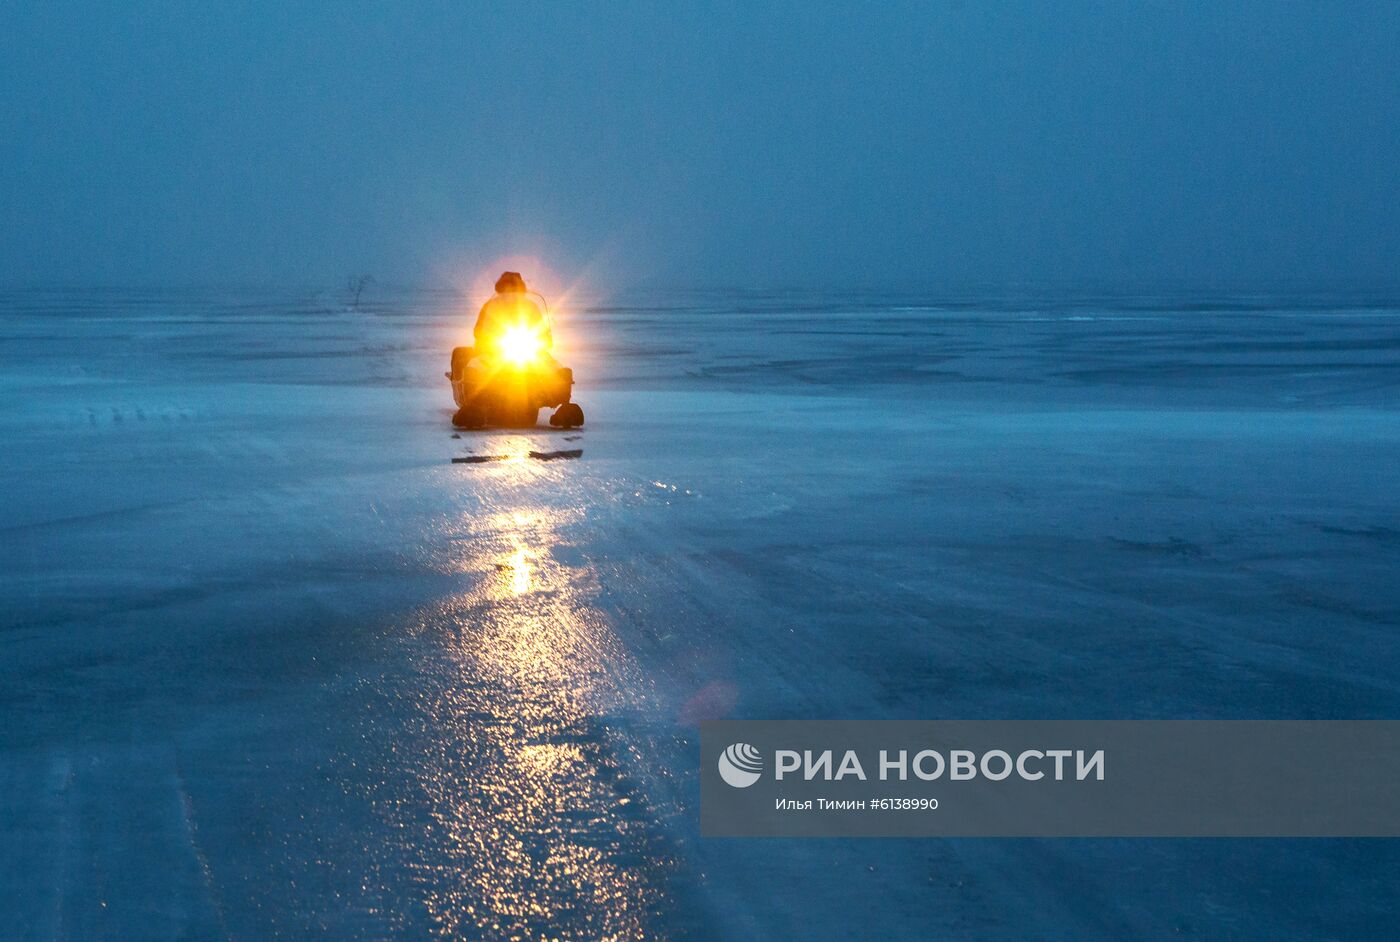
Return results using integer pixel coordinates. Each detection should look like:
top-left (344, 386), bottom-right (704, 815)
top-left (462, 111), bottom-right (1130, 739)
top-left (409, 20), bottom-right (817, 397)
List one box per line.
top-left (446, 270), bottom-right (583, 428)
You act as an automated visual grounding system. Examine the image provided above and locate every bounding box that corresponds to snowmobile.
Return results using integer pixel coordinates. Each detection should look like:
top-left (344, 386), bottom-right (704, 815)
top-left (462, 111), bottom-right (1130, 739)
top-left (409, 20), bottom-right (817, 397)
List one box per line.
top-left (446, 297), bottom-right (585, 430)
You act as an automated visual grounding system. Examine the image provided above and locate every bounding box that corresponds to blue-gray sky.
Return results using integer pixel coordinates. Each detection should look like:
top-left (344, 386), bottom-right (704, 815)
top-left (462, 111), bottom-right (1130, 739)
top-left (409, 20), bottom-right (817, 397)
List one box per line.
top-left (3, 1), bottom-right (1398, 289)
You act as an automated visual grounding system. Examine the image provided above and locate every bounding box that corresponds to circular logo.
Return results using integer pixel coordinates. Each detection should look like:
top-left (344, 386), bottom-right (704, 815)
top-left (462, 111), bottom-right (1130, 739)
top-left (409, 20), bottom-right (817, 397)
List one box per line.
top-left (718, 742), bottom-right (763, 788)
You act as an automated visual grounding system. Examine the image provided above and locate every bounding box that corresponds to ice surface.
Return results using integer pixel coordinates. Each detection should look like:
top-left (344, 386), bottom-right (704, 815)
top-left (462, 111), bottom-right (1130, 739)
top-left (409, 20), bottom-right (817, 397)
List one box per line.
top-left (2, 286), bottom-right (1399, 938)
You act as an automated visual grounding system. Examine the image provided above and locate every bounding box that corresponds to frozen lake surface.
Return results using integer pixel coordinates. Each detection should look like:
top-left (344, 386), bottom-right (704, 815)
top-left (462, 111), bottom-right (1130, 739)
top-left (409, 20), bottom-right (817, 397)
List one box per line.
top-left (3, 286), bottom-right (1399, 938)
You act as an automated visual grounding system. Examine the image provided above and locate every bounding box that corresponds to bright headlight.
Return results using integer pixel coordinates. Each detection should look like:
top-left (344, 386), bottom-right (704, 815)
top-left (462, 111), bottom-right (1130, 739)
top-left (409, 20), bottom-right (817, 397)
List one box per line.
top-left (499, 325), bottom-right (542, 365)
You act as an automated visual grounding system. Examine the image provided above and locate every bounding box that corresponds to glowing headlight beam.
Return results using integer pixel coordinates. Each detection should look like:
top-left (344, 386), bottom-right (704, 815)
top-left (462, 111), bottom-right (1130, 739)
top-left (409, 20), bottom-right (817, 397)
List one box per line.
top-left (499, 325), bottom-right (543, 365)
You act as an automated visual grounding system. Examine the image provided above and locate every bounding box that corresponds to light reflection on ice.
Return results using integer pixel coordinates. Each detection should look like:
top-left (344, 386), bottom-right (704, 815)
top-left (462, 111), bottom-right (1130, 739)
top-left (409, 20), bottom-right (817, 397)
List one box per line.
top-left (385, 490), bottom-right (670, 939)
top-left (504, 547), bottom-right (533, 595)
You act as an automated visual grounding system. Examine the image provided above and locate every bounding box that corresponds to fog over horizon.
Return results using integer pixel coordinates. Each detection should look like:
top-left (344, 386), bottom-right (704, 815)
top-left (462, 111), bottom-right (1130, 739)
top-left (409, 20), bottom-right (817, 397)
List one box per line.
top-left (4, 1), bottom-right (1399, 293)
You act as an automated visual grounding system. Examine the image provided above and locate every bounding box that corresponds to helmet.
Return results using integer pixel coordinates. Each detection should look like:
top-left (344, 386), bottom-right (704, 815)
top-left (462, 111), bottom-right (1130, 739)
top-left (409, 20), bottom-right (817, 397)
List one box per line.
top-left (494, 271), bottom-right (527, 293)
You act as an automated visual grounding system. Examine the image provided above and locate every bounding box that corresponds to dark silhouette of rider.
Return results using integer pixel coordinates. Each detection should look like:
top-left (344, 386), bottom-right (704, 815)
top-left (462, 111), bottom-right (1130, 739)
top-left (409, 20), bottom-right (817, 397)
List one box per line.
top-left (473, 271), bottom-right (552, 359)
